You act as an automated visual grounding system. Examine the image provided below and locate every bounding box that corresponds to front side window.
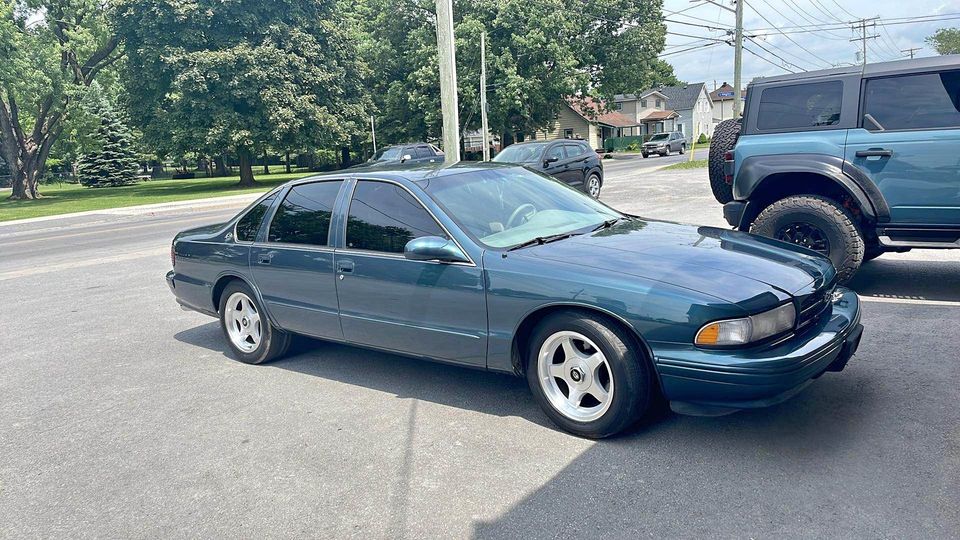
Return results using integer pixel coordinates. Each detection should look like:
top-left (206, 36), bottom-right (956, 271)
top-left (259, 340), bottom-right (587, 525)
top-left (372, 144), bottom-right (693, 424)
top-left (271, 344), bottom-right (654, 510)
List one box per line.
top-left (268, 181), bottom-right (343, 246)
top-left (346, 181), bottom-right (446, 253)
top-left (757, 80), bottom-right (843, 130)
top-left (235, 193), bottom-right (278, 242)
top-left (414, 146), bottom-right (434, 158)
top-left (863, 70), bottom-right (960, 130)
top-left (545, 145), bottom-right (566, 161)
top-left (421, 168), bottom-right (620, 249)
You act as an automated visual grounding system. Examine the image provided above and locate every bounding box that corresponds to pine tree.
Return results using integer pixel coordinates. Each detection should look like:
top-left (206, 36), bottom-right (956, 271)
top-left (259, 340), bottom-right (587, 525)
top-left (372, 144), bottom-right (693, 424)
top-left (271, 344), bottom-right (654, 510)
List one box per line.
top-left (77, 95), bottom-right (140, 188)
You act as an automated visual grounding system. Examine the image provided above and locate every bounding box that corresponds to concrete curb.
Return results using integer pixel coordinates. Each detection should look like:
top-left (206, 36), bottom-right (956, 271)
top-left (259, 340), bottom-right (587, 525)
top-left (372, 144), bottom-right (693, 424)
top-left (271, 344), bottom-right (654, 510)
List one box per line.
top-left (0, 192), bottom-right (261, 228)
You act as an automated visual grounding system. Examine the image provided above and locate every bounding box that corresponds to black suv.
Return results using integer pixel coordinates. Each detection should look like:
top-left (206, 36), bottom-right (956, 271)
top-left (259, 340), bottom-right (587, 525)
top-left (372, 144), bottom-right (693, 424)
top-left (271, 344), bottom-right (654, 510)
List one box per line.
top-left (361, 143), bottom-right (443, 167)
top-left (709, 55), bottom-right (960, 283)
top-left (493, 139), bottom-right (604, 198)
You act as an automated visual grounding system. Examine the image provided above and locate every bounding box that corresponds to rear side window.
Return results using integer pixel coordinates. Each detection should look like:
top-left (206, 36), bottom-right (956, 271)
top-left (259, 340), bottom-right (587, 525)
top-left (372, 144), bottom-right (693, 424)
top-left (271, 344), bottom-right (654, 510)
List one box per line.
top-left (757, 80), bottom-right (843, 130)
top-left (268, 181), bottom-right (343, 246)
top-left (346, 181), bottom-right (446, 253)
top-left (564, 144), bottom-right (585, 157)
top-left (863, 70), bottom-right (960, 130)
top-left (235, 193), bottom-right (277, 242)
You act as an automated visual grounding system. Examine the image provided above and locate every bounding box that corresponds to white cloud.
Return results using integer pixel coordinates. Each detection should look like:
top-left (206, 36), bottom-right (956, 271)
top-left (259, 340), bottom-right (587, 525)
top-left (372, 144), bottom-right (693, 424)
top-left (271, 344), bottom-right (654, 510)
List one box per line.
top-left (662, 0), bottom-right (960, 89)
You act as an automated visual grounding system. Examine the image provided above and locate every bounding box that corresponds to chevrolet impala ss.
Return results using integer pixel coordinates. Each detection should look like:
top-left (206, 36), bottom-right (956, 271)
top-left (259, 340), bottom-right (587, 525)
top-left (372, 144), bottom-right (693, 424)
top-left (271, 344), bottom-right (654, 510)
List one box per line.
top-left (167, 163), bottom-right (863, 438)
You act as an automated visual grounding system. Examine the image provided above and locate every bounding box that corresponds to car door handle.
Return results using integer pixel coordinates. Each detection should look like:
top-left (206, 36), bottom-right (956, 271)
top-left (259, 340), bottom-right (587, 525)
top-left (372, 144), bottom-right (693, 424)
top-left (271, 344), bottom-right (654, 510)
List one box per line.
top-left (257, 253), bottom-right (273, 265)
top-left (855, 149), bottom-right (893, 158)
top-left (336, 260), bottom-right (354, 273)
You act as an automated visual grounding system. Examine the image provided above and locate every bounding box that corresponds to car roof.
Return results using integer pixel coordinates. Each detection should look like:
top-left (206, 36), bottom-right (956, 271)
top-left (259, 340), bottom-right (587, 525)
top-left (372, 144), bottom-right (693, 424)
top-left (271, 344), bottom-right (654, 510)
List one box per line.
top-left (750, 54), bottom-right (960, 86)
top-left (508, 139), bottom-right (586, 146)
top-left (285, 161), bottom-right (522, 187)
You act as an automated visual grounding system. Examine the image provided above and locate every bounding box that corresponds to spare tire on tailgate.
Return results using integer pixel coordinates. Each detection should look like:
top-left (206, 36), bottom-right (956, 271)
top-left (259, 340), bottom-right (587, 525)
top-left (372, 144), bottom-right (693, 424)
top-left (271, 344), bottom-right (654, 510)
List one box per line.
top-left (708, 119), bottom-right (741, 204)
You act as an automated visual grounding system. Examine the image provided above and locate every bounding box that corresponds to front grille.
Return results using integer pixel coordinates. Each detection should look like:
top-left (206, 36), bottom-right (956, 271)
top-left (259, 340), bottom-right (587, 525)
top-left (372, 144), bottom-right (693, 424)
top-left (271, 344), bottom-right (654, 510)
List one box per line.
top-left (796, 284), bottom-right (835, 331)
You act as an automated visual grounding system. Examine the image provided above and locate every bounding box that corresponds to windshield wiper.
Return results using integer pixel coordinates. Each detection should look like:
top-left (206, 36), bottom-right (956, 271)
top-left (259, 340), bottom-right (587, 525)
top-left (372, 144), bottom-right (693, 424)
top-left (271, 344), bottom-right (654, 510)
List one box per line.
top-left (507, 232), bottom-right (577, 251)
top-left (591, 216), bottom-right (629, 232)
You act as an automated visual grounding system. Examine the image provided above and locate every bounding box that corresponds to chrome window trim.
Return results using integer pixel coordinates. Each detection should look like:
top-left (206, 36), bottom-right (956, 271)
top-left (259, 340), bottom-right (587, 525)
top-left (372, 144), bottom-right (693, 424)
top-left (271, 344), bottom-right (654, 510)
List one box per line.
top-left (346, 178), bottom-right (477, 267)
top-left (337, 247), bottom-right (476, 267)
top-left (251, 241), bottom-right (336, 254)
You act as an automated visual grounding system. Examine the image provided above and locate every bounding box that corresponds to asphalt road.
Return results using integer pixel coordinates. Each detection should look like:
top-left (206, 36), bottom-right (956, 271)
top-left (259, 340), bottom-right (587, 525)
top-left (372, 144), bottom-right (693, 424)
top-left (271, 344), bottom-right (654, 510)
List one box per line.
top-left (1, 162), bottom-right (958, 538)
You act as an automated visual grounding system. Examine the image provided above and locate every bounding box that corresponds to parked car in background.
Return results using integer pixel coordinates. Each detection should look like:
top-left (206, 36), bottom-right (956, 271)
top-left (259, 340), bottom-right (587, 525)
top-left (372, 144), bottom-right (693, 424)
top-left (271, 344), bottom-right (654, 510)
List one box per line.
top-left (642, 132), bottom-right (686, 157)
top-left (360, 143), bottom-right (443, 167)
top-left (710, 55), bottom-right (960, 283)
top-left (492, 139), bottom-right (604, 198)
top-left (167, 163), bottom-right (863, 438)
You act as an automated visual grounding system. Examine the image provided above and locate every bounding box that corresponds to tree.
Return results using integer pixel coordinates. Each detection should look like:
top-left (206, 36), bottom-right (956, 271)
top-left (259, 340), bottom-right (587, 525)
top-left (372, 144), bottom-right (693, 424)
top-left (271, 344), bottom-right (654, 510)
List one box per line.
top-left (926, 28), bottom-right (960, 55)
top-left (0, 0), bottom-right (121, 200)
top-left (117, 0), bottom-right (369, 186)
top-left (355, 0), bottom-right (670, 146)
top-left (76, 85), bottom-right (139, 187)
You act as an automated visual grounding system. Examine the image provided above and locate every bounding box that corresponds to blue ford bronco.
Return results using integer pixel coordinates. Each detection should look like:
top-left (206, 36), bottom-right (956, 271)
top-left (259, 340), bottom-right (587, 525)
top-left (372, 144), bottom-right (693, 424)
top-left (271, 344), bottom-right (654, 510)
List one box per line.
top-left (709, 55), bottom-right (960, 283)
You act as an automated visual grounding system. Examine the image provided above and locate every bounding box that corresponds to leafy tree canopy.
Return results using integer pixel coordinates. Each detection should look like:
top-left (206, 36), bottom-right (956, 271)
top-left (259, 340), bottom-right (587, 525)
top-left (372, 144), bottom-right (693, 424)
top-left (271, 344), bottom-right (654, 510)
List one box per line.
top-left (926, 28), bottom-right (960, 55)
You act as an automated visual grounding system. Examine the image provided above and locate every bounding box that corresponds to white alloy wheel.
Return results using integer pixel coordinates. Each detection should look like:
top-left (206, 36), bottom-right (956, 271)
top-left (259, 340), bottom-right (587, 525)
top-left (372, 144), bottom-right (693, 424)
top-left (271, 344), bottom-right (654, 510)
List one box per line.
top-left (537, 330), bottom-right (614, 422)
top-left (587, 174), bottom-right (601, 198)
top-left (224, 292), bottom-right (262, 353)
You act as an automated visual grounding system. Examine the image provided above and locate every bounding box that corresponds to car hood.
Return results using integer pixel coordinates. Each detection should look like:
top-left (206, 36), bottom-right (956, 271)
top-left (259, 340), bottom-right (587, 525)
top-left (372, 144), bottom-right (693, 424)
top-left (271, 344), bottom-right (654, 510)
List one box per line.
top-left (516, 218), bottom-right (835, 309)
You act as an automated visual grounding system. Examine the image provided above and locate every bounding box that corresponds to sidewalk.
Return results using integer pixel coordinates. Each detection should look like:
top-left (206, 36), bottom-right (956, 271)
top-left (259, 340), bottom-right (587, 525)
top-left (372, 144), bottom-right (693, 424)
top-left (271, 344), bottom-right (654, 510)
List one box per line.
top-left (0, 192), bottom-right (261, 228)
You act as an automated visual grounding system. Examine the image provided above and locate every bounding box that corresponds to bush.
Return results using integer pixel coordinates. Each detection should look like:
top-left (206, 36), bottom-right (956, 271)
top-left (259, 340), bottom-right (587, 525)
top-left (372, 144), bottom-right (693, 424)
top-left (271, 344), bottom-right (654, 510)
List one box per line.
top-left (697, 133), bottom-right (709, 144)
top-left (626, 141), bottom-right (640, 151)
top-left (171, 171), bottom-right (196, 179)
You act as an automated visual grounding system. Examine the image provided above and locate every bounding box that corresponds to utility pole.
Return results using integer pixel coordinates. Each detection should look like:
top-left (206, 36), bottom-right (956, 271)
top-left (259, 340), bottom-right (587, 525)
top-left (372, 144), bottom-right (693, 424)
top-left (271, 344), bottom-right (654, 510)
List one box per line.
top-left (691, 1), bottom-right (742, 117)
top-left (902, 47), bottom-right (921, 59)
top-left (850, 17), bottom-right (879, 66)
top-left (435, 0), bottom-right (460, 164)
top-left (480, 31), bottom-right (490, 161)
top-left (370, 115), bottom-right (377, 154)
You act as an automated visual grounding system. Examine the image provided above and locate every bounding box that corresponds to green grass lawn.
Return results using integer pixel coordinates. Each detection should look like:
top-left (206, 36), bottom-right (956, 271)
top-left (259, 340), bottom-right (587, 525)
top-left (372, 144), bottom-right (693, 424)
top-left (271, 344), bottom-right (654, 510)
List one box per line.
top-left (663, 159), bottom-right (708, 170)
top-left (0, 171), bottom-right (316, 222)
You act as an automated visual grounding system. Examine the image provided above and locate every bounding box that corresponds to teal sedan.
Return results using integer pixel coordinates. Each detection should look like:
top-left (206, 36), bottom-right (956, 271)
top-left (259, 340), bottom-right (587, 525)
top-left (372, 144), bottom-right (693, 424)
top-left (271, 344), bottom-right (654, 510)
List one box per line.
top-left (167, 163), bottom-right (863, 438)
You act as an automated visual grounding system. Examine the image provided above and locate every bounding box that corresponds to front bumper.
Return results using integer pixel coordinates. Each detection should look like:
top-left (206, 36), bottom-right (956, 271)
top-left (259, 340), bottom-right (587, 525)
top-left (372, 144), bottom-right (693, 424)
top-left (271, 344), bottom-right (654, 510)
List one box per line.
top-left (653, 287), bottom-right (863, 416)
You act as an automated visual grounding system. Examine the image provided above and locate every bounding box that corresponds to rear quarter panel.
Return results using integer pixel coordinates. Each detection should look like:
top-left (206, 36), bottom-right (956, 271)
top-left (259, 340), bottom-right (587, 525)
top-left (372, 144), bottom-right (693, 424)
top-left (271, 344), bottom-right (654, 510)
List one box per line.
top-left (173, 233), bottom-right (252, 315)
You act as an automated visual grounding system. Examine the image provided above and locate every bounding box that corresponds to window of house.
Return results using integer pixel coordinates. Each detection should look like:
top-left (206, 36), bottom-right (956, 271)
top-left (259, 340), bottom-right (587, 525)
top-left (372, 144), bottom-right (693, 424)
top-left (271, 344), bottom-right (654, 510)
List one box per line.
top-left (615, 102), bottom-right (623, 111)
top-left (563, 128), bottom-right (574, 138)
top-left (640, 99), bottom-right (648, 108)
top-left (863, 70), bottom-right (960, 130)
top-left (235, 193), bottom-right (278, 242)
top-left (268, 181), bottom-right (343, 246)
top-left (345, 181), bottom-right (447, 253)
top-left (757, 80), bottom-right (843, 130)
top-left (656, 100), bottom-right (662, 108)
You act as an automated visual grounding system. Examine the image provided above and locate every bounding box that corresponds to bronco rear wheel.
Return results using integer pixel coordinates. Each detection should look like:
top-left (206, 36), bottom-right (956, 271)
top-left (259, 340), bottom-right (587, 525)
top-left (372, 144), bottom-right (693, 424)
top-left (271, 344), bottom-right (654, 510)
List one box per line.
top-left (525, 311), bottom-right (652, 438)
top-left (708, 119), bottom-right (740, 204)
top-left (750, 195), bottom-right (865, 284)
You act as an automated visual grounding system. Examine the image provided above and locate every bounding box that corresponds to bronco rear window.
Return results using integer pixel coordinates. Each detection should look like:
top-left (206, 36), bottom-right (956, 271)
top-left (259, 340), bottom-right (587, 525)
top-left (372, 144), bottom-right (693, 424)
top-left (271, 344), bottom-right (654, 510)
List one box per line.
top-left (757, 80), bottom-right (843, 130)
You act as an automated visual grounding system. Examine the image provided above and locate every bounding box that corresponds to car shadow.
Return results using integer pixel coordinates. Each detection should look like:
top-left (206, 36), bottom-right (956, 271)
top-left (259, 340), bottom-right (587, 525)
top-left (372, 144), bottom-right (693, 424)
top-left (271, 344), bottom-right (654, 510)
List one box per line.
top-left (847, 257), bottom-right (960, 303)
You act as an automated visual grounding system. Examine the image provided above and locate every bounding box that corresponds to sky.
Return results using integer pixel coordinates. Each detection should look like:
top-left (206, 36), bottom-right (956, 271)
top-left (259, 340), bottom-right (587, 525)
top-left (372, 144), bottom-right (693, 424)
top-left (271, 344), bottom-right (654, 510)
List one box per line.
top-left (662, 0), bottom-right (960, 91)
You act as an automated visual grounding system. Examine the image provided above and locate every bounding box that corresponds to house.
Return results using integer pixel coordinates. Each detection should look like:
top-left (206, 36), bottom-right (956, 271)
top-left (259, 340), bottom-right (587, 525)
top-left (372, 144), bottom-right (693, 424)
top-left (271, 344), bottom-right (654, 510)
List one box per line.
top-left (616, 83), bottom-right (715, 142)
top-left (532, 97), bottom-right (640, 149)
top-left (612, 90), bottom-right (681, 136)
top-left (709, 82), bottom-right (746, 125)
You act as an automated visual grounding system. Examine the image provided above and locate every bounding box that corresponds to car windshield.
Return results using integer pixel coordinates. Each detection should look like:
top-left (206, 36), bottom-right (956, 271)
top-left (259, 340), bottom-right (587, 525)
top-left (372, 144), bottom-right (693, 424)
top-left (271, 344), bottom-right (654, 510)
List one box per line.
top-left (370, 146), bottom-right (402, 162)
top-left (648, 134), bottom-right (669, 142)
top-left (420, 167), bottom-right (621, 249)
top-left (492, 143), bottom-right (548, 164)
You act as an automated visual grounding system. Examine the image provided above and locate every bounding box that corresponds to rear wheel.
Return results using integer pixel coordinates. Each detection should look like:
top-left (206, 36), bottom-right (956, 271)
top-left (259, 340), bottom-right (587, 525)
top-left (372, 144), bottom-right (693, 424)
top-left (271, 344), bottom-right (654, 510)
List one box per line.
top-left (750, 195), bottom-right (865, 284)
top-left (709, 119), bottom-right (741, 204)
top-left (679, 144), bottom-right (686, 155)
top-left (218, 281), bottom-right (291, 364)
top-left (525, 311), bottom-right (652, 438)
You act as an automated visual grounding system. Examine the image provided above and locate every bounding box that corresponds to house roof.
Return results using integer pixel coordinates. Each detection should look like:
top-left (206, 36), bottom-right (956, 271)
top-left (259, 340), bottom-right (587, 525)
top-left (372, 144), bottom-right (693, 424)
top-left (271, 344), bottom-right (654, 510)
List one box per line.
top-left (566, 97), bottom-right (639, 128)
top-left (613, 90), bottom-right (668, 102)
top-left (651, 83), bottom-right (709, 111)
top-left (642, 109), bottom-right (679, 121)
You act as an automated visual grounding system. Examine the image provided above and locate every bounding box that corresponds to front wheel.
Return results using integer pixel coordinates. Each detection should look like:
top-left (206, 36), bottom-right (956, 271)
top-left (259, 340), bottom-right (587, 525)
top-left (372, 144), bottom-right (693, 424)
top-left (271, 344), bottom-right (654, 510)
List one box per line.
top-left (679, 144), bottom-right (686, 155)
top-left (585, 173), bottom-right (602, 199)
top-left (525, 311), bottom-right (652, 438)
top-left (750, 195), bottom-right (865, 284)
top-left (219, 281), bottom-right (291, 364)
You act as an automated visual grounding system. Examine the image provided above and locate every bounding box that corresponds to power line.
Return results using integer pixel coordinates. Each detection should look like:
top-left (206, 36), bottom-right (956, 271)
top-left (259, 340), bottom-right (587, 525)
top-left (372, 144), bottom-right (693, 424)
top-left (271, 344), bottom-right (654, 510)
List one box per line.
top-left (743, 0), bottom-right (834, 67)
top-left (744, 36), bottom-right (807, 71)
top-left (742, 45), bottom-right (797, 73)
top-left (746, 13), bottom-right (960, 33)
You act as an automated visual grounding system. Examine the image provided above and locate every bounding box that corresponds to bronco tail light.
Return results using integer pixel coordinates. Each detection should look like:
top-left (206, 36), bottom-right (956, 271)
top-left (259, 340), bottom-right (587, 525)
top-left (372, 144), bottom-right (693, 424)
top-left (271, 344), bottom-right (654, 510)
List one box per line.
top-left (723, 151), bottom-right (734, 184)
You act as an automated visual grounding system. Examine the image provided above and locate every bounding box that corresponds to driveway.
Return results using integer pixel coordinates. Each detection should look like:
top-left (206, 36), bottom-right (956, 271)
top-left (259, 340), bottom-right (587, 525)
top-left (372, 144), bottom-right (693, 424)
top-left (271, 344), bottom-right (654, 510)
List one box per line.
top-left (0, 162), bottom-right (957, 538)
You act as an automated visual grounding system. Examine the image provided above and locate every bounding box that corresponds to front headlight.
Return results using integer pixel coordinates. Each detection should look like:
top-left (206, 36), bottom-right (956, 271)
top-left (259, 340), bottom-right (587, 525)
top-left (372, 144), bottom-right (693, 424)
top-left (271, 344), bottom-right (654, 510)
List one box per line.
top-left (695, 303), bottom-right (796, 347)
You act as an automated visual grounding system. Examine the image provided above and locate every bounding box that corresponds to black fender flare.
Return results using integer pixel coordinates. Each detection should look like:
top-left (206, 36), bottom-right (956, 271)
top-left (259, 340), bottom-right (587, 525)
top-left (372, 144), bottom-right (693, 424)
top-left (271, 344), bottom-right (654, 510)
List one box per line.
top-left (734, 153), bottom-right (890, 226)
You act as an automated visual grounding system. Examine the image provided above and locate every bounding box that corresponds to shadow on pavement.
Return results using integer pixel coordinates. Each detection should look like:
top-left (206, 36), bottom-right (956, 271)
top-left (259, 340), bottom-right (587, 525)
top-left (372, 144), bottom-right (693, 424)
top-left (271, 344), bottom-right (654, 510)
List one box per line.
top-left (848, 258), bottom-right (960, 303)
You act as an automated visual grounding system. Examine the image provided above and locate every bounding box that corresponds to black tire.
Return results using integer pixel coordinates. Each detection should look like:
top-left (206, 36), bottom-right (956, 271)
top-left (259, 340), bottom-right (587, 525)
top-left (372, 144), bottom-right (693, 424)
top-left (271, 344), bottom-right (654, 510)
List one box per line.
top-left (218, 281), bottom-right (291, 364)
top-left (641, 152), bottom-right (648, 158)
top-left (525, 310), bottom-right (652, 439)
top-left (584, 172), bottom-right (602, 199)
top-left (709, 119), bottom-right (741, 204)
top-left (750, 195), bottom-right (865, 284)
top-left (679, 144), bottom-right (686, 155)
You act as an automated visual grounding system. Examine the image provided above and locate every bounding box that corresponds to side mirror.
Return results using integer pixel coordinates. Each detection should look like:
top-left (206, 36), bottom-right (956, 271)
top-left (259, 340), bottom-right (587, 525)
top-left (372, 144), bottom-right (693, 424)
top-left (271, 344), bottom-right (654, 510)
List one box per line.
top-left (543, 156), bottom-right (559, 168)
top-left (400, 154), bottom-right (413, 163)
top-left (403, 236), bottom-right (469, 263)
